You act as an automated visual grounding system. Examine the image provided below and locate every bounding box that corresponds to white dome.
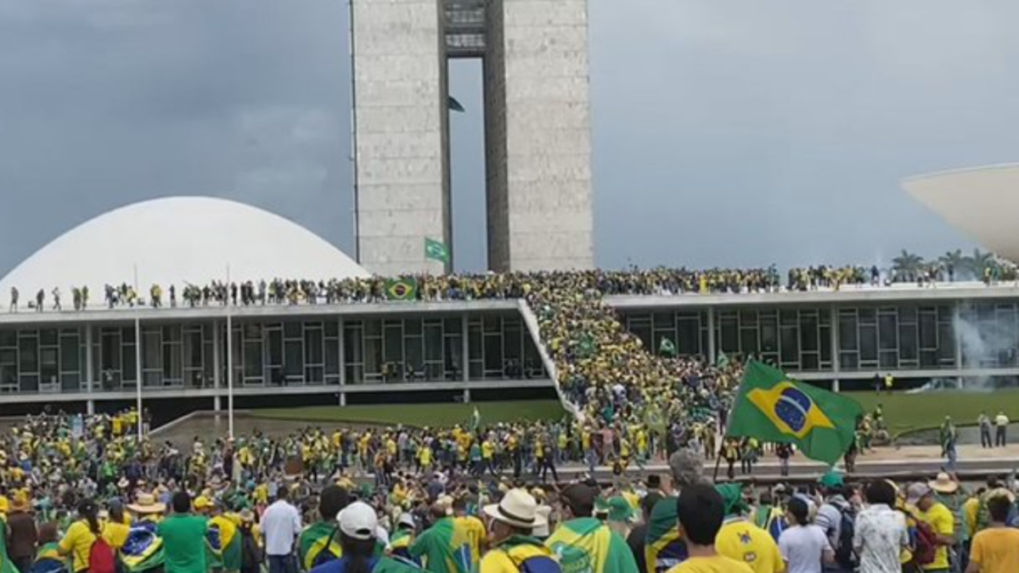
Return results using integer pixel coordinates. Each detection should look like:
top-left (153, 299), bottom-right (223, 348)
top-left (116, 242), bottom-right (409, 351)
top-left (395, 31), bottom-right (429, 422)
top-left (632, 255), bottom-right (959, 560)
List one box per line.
top-left (0, 196), bottom-right (370, 299)
top-left (903, 164), bottom-right (1019, 263)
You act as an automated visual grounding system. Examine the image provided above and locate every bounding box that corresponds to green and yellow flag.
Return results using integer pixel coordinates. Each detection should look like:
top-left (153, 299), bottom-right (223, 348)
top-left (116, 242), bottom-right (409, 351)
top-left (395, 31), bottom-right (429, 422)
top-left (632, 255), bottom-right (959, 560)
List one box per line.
top-left (425, 237), bottom-right (450, 263)
top-left (726, 361), bottom-right (862, 465)
top-left (385, 278), bottom-right (418, 301)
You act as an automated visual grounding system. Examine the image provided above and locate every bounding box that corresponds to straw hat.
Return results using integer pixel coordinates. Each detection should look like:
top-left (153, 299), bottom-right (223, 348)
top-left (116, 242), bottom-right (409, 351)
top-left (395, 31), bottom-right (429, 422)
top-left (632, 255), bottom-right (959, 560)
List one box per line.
top-left (9, 497), bottom-right (30, 513)
top-left (928, 473), bottom-right (959, 495)
top-left (127, 492), bottom-right (167, 515)
top-left (483, 489), bottom-right (547, 530)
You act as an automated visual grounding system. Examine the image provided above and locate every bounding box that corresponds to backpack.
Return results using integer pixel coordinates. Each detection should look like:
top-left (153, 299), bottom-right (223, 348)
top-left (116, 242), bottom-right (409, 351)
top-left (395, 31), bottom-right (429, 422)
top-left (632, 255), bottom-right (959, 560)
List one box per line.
top-left (89, 537), bottom-right (117, 573)
top-left (825, 505), bottom-right (858, 570)
top-left (909, 519), bottom-right (938, 566)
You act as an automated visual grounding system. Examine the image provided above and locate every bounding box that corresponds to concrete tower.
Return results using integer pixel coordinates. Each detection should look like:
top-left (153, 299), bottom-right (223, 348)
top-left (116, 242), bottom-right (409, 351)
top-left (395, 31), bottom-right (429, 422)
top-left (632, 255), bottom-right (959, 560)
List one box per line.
top-left (351, 0), bottom-right (594, 275)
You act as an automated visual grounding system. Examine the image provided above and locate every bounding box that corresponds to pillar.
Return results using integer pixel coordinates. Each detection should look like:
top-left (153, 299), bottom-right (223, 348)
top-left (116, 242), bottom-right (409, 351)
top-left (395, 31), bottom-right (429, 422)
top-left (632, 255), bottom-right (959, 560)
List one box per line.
top-left (463, 388), bottom-right (471, 403)
top-left (85, 325), bottom-right (94, 393)
top-left (338, 317), bottom-right (346, 387)
top-left (213, 320), bottom-right (222, 390)
top-left (830, 306), bottom-right (840, 392)
top-left (462, 314), bottom-right (470, 382)
top-left (86, 400), bottom-right (95, 415)
top-left (214, 395), bottom-right (222, 412)
top-left (339, 392), bottom-right (347, 407)
top-left (706, 307), bottom-right (716, 365)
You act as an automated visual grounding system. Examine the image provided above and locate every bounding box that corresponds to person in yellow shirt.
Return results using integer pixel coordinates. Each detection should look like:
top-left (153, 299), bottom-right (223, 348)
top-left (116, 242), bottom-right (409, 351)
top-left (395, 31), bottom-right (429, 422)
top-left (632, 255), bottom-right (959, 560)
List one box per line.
top-left (58, 499), bottom-right (102, 573)
top-left (967, 495), bottom-right (1019, 573)
top-left (418, 443), bottom-right (433, 473)
top-left (712, 484), bottom-right (783, 573)
top-left (667, 484), bottom-right (753, 573)
top-left (480, 489), bottom-right (558, 573)
top-left (907, 482), bottom-right (955, 572)
top-left (102, 501), bottom-right (132, 551)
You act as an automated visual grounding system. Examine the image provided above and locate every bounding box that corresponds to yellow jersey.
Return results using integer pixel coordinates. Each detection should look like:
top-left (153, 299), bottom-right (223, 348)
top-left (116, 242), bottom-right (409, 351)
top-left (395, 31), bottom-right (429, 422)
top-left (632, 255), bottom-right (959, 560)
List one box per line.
top-left (917, 503), bottom-right (954, 570)
top-left (714, 519), bottom-right (783, 573)
top-left (666, 555), bottom-right (753, 573)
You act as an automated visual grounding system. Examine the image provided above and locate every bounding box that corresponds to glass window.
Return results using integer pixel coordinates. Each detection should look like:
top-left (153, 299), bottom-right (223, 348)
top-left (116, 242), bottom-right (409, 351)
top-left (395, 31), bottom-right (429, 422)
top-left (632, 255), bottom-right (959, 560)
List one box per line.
top-left (840, 352), bottom-right (859, 370)
top-left (40, 329), bottom-right (58, 346)
top-left (653, 313), bottom-right (675, 330)
top-left (899, 323), bottom-right (918, 363)
top-left (284, 322), bottom-right (302, 339)
top-left (365, 337), bottom-right (382, 378)
top-left (325, 320), bottom-right (339, 338)
top-left (404, 319), bottom-right (422, 337)
top-left (163, 343), bottom-right (181, 383)
top-left (61, 335), bottom-right (80, 372)
top-left (384, 324), bottom-right (403, 364)
top-left (468, 323), bottom-right (483, 363)
top-left (20, 336), bottom-right (38, 373)
top-left (284, 341), bottom-right (303, 378)
top-left (760, 314), bottom-right (778, 353)
top-left (800, 314), bottom-right (819, 352)
top-left (305, 328), bottom-right (324, 365)
top-left (484, 335), bottom-right (503, 376)
top-left (858, 308), bottom-right (876, 325)
top-left (406, 336), bottom-right (423, 373)
top-left (860, 325), bottom-right (877, 362)
top-left (919, 312), bottom-right (938, 350)
top-left (899, 306), bottom-right (918, 324)
top-left (244, 341), bottom-right (262, 379)
top-left (677, 319), bottom-right (700, 356)
top-left (40, 348), bottom-right (58, 385)
top-left (122, 347), bottom-right (136, 382)
top-left (163, 325), bottom-right (182, 343)
top-left (0, 330), bottom-right (15, 347)
top-left (325, 339), bottom-right (339, 375)
top-left (740, 310), bottom-right (758, 326)
top-left (425, 325), bottom-right (443, 362)
top-left (484, 316), bottom-right (501, 333)
top-left (878, 314), bottom-right (897, 351)
top-left (780, 327), bottom-right (798, 365)
top-left (344, 325), bottom-right (363, 364)
top-left (719, 317), bottom-right (738, 354)
top-left (740, 327), bottom-right (759, 356)
top-left (780, 310), bottom-right (798, 327)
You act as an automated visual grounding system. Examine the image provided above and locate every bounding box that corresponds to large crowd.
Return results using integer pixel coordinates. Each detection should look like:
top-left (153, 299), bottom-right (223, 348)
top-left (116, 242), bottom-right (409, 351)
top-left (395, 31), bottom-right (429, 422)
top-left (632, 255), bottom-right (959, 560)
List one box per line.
top-left (1, 409), bottom-right (1018, 573)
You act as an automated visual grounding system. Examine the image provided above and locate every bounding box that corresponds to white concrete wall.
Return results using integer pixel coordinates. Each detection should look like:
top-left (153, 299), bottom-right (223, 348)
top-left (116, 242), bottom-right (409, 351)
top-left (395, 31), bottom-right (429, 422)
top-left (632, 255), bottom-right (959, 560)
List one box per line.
top-left (353, 0), bottom-right (449, 277)
top-left (485, 0), bottom-right (594, 272)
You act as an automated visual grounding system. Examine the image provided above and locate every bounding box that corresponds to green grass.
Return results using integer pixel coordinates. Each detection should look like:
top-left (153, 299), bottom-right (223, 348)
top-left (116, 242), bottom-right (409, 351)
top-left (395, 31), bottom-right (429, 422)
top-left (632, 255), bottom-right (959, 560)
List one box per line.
top-left (847, 390), bottom-right (1019, 435)
top-left (249, 400), bottom-right (567, 428)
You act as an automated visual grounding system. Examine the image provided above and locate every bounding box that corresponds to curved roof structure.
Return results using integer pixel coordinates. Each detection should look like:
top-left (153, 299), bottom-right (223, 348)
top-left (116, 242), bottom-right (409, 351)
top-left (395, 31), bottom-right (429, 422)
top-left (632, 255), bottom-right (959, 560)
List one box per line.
top-left (0, 196), bottom-right (369, 298)
top-left (903, 163), bottom-right (1019, 263)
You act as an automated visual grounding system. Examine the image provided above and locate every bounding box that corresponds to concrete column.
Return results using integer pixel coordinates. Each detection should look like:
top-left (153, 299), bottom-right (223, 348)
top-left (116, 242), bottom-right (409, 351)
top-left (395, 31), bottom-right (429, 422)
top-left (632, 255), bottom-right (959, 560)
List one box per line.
top-left (463, 388), bottom-right (471, 403)
top-left (462, 314), bottom-right (470, 382)
top-left (706, 307), bottom-right (716, 365)
top-left (212, 320), bottom-right (222, 390)
top-left (339, 392), bottom-right (347, 407)
top-left (338, 317), bottom-right (346, 387)
top-left (85, 326), bottom-right (94, 393)
top-left (830, 306), bottom-right (840, 392)
top-left (214, 396), bottom-right (222, 412)
top-left (86, 400), bottom-right (95, 415)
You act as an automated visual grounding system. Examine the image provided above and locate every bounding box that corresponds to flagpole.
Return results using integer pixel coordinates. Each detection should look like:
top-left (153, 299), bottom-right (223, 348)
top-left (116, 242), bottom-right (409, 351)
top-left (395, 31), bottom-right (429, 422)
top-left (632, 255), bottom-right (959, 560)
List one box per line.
top-left (134, 264), bottom-right (143, 442)
top-left (226, 264), bottom-right (234, 440)
top-left (713, 359), bottom-right (751, 482)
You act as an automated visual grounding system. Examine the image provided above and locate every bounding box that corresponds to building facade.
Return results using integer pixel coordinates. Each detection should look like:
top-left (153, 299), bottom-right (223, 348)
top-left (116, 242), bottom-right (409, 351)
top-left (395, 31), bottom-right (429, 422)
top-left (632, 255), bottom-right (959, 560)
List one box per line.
top-left (351, 0), bottom-right (594, 274)
top-left (3, 285), bottom-right (1019, 416)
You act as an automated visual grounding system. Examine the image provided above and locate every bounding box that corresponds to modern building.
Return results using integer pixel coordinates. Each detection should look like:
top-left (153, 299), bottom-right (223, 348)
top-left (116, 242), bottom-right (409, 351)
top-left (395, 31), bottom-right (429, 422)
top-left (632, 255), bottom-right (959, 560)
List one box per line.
top-left (5, 197), bottom-right (1019, 419)
top-left (350, 0), bottom-right (594, 275)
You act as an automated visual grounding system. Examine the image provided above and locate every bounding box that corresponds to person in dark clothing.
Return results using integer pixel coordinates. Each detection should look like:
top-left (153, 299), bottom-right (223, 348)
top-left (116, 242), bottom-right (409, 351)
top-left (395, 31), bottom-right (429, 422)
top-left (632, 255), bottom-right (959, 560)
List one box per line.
top-left (626, 491), bottom-right (662, 573)
top-left (239, 510), bottom-right (262, 573)
top-left (6, 497), bottom-right (38, 573)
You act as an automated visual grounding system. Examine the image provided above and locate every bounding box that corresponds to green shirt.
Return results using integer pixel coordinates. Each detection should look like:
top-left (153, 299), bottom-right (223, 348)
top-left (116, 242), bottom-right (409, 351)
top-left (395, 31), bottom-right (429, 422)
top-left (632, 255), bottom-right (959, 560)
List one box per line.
top-left (157, 514), bottom-right (210, 573)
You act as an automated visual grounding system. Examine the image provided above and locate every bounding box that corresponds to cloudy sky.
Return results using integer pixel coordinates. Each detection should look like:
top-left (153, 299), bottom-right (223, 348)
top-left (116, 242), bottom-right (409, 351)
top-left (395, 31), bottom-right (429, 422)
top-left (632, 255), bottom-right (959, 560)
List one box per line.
top-left (1, 0), bottom-right (1018, 275)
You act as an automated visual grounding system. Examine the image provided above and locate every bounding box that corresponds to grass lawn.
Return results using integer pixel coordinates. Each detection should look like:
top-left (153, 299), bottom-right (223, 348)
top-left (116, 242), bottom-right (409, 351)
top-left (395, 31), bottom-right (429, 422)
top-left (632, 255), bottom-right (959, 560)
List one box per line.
top-left (250, 400), bottom-right (567, 428)
top-left (847, 390), bottom-right (1019, 435)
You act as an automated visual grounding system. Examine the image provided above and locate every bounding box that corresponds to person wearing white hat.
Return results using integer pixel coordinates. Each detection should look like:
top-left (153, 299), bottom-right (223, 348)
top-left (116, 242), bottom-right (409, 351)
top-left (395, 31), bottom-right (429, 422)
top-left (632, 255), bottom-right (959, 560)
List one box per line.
top-left (480, 489), bottom-right (560, 573)
top-left (307, 502), bottom-right (416, 573)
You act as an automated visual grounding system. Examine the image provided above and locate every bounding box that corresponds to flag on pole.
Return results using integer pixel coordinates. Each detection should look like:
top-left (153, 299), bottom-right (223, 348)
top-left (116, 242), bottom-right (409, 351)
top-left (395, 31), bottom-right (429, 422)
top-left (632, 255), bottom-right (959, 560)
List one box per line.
top-left (448, 96), bottom-right (466, 112)
top-left (385, 278), bottom-right (418, 301)
top-left (716, 351), bottom-right (730, 368)
top-left (425, 237), bottom-right (450, 263)
top-left (726, 361), bottom-right (862, 465)
top-left (470, 406), bottom-right (481, 432)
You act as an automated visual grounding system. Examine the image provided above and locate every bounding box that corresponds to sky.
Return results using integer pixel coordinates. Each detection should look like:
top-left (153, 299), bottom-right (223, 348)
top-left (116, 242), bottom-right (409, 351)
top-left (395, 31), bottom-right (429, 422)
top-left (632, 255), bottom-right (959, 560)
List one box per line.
top-left (1, 0), bottom-right (1018, 276)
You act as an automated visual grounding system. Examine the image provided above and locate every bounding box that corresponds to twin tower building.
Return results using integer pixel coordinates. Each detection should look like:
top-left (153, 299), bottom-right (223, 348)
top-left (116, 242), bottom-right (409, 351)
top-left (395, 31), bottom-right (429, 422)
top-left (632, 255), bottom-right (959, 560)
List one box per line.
top-left (351, 0), bottom-right (594, 275)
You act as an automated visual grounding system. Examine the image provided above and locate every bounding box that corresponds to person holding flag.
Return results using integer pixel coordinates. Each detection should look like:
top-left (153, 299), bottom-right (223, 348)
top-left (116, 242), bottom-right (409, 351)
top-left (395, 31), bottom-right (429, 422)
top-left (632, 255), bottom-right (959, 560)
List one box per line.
top-left (545, 482), bottom-right (638, 573)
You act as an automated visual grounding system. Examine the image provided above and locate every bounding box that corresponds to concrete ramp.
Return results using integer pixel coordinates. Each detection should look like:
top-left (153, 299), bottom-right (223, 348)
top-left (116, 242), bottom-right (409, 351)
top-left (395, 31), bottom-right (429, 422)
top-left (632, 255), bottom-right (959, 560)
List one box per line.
top-left (516, 299), bottom-right (584, 422)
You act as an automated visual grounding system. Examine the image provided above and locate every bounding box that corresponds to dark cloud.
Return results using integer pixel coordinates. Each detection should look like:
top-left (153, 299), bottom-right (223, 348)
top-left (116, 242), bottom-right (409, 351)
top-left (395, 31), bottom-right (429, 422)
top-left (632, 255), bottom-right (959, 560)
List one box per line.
top-left (1, 0), bottom-right (1017, 276)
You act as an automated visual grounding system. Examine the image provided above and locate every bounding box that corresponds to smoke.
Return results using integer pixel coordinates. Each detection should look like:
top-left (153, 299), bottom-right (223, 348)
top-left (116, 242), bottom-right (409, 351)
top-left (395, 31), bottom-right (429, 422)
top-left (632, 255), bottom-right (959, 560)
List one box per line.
top-left (952, 303), bottom-right (1019, 390)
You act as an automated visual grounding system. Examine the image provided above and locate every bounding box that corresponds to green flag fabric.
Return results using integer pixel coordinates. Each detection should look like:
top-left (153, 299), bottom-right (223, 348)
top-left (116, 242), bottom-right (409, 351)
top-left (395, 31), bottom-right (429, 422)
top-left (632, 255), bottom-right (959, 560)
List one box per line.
top-left (470, 406), bottom-right (481, 432)
top-left (298, 521), bottom-right (341, 571)
top-left (0, 517), bottom-right (21, 573)
top-left (726, 361), bottom-right (863, 465)
top-left (545, 517), bottom-right (639, 573)
top-left (385, 278), bottom-right (419, 301)
top-left (658, 338), bottom-right (677, 358)
top-left (425, 238), bottom-right (450, 263)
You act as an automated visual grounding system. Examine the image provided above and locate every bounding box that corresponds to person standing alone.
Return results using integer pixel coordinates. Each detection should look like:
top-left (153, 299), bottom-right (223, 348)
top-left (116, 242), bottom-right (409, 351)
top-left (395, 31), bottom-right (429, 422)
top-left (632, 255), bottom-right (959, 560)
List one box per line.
top-left (994, 411), bottom-right (1009, 447)
top-left (260, 487), bottom-right (302, 573)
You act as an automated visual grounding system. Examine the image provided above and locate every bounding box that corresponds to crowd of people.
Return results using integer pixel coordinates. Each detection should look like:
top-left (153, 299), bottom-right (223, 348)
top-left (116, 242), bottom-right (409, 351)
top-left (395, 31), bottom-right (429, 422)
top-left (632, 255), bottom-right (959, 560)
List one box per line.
top-left (2, 407), bottom-right (1018, 573)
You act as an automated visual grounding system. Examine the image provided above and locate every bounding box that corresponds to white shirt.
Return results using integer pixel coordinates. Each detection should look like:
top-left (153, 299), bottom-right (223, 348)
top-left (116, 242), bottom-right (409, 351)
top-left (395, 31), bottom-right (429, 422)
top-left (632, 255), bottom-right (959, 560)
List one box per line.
top-left (996, 414), bottom-right (1010, 427)
top-left (260, 499), bottom-right (303, 556)
top-left (779, 524), bottom-right (831, 573)
top-left (853, 504), bottom-right (908, 573)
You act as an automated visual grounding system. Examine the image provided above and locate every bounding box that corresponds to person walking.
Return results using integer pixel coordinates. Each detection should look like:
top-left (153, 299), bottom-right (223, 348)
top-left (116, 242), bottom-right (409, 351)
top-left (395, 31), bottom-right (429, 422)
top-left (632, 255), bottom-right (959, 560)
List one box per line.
top-left (8, 287), bottom-right (17, 313)
top-left (852, 481), bottom-right (908, 573)
top-left (480, 489), bottom-right (560, 573)
top-left (994, 411), bottom-right (1009, 447)
top-left (158, 491), bottom-right (209, 573)
top-left (260, 487), bottom-right (303, 573)
top-left (906, 483), bottom-right (955, 573)
top-left (779, 497), bottom-right (834, 573)
top-left (5, 496), bottom-right (37, 573)
top-left (978, 413), bottom-right (993, 449)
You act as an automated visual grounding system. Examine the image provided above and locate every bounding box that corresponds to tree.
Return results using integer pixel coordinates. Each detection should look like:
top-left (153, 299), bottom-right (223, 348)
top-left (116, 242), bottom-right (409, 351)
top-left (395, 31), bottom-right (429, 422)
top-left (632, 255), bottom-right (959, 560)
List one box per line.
top-left (969, 248), bottom-right (995, 277)
top-left (891, 249), bottom-right (925, 280)
top-left (939, 249), bottom-right (967, 279)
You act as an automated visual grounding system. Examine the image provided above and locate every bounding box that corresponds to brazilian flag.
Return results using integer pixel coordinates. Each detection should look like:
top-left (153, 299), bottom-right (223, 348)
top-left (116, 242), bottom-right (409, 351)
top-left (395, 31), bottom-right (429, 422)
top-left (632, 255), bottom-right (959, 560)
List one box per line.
top-left (385, 278), bottom-right (418, 301)
top-left (121, 523), bottom-right (164, 573)
top-left (726, 361), bottom-right (863, 465)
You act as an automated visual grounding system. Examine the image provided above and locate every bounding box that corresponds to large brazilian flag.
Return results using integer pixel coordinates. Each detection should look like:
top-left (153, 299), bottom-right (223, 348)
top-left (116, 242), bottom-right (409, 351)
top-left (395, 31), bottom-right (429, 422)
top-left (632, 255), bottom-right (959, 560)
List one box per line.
top-left (298, 522), bottom-right (341, 571)
top-left (207, 515), bottom-right (242, 572)
top-left (121, 523), bottom-right (164, 573)
top-left (726, 361), bottom-right (863, 465)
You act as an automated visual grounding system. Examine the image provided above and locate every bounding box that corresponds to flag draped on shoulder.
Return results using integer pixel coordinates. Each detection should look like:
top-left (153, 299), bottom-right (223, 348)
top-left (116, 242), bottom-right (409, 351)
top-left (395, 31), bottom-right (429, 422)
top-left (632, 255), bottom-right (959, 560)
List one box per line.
top-left (546, 517), bottom-right (639, 573)
top-left (298, 521), bottom-right (341, 571)
top-left (726, 361), bottom-right (863, 465)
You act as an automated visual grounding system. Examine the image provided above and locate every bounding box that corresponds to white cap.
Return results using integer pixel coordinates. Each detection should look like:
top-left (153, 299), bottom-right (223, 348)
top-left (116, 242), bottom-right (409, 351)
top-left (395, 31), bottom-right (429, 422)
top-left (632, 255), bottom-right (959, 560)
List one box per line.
top-left (338, 502), bottom-right (378, 541)
top-left (398, 512), bottom-right (416, 529)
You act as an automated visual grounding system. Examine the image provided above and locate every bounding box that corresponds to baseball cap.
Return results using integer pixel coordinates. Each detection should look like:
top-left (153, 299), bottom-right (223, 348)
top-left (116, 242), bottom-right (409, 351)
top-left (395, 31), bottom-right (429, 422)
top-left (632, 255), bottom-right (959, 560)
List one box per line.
top-left (560, 483), bottom-right (599, 517)
top-left (338, 502), bottom-right (378, 541)
top-left (905, 483), bottom-right (933, 507)
top-left (398, 512), bottom-right (416, 529)
top-left (193, 496), bottom-right (213, 511)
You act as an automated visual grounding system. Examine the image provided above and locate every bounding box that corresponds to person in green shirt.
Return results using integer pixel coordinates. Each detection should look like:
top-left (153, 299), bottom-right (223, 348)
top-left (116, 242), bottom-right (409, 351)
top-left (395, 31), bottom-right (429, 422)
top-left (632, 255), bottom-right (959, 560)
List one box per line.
top-left (157, 491), bottom-right (210, 573)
